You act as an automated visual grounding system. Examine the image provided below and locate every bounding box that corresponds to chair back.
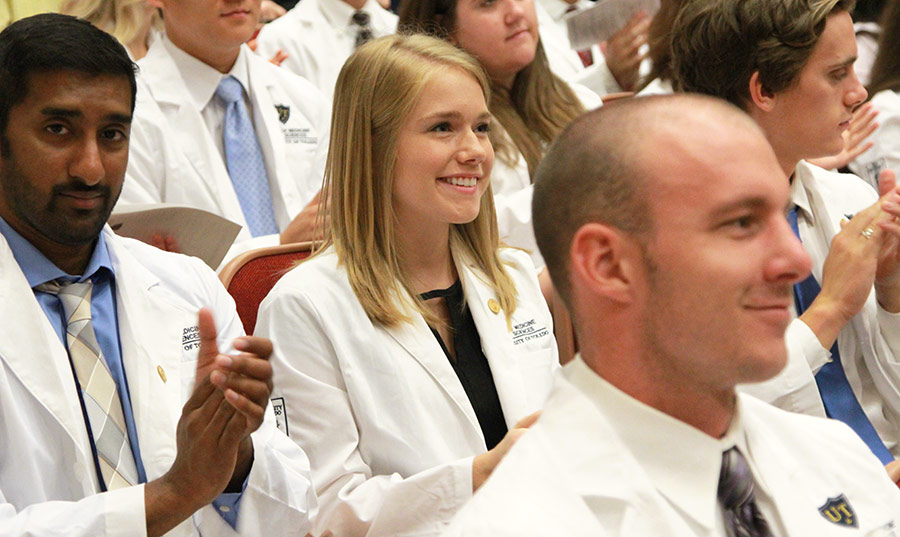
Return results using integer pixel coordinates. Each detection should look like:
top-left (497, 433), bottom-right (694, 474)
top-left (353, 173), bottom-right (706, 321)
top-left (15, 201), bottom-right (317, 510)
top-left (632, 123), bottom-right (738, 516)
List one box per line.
top-left (219, 242), bottom-right (314, 334)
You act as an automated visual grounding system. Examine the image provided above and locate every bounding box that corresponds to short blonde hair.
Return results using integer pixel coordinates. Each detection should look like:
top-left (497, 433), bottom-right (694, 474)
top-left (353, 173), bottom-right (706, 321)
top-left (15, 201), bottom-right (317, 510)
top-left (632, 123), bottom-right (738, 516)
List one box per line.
top-left (317, 33), bottom-right (518, 327)
top-left (60, 0), bottom-right (161, 48)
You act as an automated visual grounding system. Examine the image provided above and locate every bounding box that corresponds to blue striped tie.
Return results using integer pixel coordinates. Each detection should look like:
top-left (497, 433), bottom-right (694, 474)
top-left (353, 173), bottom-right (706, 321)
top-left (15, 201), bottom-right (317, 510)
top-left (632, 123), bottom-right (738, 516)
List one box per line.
top-left (216, 75), bottom-right (280, 237)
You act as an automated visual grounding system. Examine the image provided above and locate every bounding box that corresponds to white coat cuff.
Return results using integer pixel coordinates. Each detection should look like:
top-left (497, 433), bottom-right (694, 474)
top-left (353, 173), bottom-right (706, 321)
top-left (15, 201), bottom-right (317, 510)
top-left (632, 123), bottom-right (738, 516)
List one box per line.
top-left (106, 484), bottom-right (147, 537)
top-left (788, 318), bottom-right (831, 373)
top-left (876, 304), bottom-right (900, 351)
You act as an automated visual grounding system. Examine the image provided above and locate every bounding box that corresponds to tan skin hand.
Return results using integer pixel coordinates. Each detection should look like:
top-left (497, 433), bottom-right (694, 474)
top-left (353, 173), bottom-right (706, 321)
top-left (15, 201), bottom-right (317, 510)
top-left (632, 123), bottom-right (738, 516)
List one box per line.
top-left (144, 308), bottom-right (274, 537)
top-left (472, 411), bottom-right (541, 491)
top-left (886, 460), bottom-right (900, 483)
top-left (873, 170), bottom-right (900, 312)
top-left (800, 171), bottom-right (900, 348)
top-left (601, 11), bottom-right (650, 92)
top-left (150, 233), bottom-right (181, 254)
top-left (281, 189), bottom-right (330, 244)
top-left (808, 102), bottom-right (879, 171)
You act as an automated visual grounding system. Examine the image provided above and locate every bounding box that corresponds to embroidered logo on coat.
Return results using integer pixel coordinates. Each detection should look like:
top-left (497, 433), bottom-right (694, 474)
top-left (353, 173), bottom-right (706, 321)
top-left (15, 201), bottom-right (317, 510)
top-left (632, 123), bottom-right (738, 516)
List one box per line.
top-left (272, 397), bottom-right (289, 435)
top-left (275, 104), bottom-right (290, 124)
top-left (818, 494), bottom-right (858, 527)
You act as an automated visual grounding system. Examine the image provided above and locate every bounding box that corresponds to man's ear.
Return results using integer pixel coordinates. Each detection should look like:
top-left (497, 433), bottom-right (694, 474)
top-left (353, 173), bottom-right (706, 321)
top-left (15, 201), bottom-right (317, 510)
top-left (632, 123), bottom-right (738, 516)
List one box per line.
top-left (748, 71), bottom-right (777, 112)
top-left (569, 223), bottom-right (642, 304)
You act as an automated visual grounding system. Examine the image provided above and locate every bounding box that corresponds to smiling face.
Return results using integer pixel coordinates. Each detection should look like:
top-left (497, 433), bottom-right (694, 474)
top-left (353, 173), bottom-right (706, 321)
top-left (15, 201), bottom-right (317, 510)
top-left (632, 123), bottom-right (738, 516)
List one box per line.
top-left (633, 120), bottom-right (811, 396)
top-left (763, 10), bottom-right (867, 169)
top-left (451, 0), bottom-right (539, 87)
top-left (391, 67), bottom-right (493, 236)
top-left (151, 0), bottom-right (260, 72)
top-left (0, 70), bottom-right (131, 269)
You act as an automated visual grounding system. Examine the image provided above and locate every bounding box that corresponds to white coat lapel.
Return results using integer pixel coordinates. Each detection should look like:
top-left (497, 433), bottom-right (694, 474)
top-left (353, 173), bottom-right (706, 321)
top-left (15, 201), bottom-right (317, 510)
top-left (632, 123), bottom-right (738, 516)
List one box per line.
top-left (106, 231), bottom-right (193, 480)
top-left (139, 40), bottom-right (250, 232)
top-left (0, 236), bottom-right (97, 479)
top-left (459, 259), bottom-right (530, 429)
top-left (382, 305), bottom-right (483, 439)
top-left (247, 52), bottom-right (303, 228)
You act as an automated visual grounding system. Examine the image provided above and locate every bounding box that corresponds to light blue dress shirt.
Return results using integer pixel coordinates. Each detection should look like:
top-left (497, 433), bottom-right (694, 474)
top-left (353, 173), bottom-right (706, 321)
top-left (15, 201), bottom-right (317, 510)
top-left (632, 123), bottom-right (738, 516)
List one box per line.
top-left (0, 218), bottom-right (243, 527)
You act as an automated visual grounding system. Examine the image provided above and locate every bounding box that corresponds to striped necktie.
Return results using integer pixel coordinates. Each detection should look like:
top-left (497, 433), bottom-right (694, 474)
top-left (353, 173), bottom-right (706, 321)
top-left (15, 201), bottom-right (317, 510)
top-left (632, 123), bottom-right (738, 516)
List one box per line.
top-left (36, 279), bottom-right (138, 490)
top-left (718, 447), bottom-right (774, 537)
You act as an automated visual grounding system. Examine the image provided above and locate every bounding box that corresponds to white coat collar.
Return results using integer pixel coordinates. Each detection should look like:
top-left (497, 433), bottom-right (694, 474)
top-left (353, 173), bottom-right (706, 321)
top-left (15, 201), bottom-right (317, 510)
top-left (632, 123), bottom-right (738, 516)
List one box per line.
top-left (562, 356), bottom-right (758, 532)
top-left (0, 227), bottom-right (188, 484)
top-left (791, 160), bottom-right (818, 227)
top-left (160, 36), bottom-right (252, 111)
top-left (316, 0), bottom-right (395, 32)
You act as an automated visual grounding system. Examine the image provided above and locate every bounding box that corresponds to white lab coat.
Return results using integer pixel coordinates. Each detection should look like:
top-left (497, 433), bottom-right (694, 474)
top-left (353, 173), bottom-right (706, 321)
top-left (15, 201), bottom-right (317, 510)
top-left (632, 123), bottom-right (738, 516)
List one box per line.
top-left (0, 228), bottom-right (316, 537)
top-left (255, 246), bottom-right (559, 537)
top-left (535, 0), bottom-right (623, 97)
top-left (256, 0), bottom-right (397, 97)
top-left (444, 358), bottom-right (900, 536)
top-left (850, 90), bottom-right (900, 190)
top-left (738, 161), bottom-right (900, 456)
top-left (491, 84), bottom-right (601, 269)
top-left (121, 39), bottom-right (331, 263)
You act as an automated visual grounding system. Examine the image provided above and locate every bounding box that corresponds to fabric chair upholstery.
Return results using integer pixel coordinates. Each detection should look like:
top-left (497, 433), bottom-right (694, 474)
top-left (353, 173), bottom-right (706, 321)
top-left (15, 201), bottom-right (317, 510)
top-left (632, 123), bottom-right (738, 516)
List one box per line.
top-left (219, 242), bottom-right (314, 334)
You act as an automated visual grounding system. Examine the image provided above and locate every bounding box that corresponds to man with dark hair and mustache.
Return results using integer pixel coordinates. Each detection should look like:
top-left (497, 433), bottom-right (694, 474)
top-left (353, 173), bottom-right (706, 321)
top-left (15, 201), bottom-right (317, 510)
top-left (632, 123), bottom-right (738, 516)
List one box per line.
top-left (0, 13), bottom-right (315, 537)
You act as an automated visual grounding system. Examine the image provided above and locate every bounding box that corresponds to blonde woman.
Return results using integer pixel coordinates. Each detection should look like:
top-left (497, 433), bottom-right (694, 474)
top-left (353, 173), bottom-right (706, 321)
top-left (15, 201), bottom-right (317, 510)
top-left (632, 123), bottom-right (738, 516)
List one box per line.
top-left (59, 0), bottom-right (160, 59)
top-left (255, 34), bottom-right (559, 537)
top-left (399, 0), bottom-right (600, 268)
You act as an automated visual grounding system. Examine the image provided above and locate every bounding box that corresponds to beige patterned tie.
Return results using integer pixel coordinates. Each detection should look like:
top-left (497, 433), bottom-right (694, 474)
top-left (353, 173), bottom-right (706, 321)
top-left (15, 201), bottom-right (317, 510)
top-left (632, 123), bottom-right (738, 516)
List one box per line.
top-left (37, 279), bottom-right (138, 490)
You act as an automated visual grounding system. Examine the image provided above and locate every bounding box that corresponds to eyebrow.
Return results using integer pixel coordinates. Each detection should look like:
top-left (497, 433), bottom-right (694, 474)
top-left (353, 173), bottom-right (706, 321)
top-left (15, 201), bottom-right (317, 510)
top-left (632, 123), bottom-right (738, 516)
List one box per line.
top-left (826, 56), bottom-right (857, 70)
top-left (708, 196), bottom-right (770, 219)
top-left (40, 107), bottom-right (132, 124)
top-left (422, 111), bottom-right (492, 122)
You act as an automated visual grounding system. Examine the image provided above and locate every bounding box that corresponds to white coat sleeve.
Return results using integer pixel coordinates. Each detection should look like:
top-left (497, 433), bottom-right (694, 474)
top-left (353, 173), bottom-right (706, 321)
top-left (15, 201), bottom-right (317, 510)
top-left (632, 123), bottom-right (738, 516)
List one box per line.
top-left (256, 288), bottom-right (475, 537)
top-left (738, 318), bottom-right (828, 417)
top-left (0, 487), bottom-right (146, 537)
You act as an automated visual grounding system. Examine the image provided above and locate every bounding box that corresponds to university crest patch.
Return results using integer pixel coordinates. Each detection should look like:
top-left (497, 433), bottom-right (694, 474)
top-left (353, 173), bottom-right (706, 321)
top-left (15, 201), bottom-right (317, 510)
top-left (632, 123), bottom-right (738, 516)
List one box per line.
top-left (818, 494), bottom-right (858, 528)
top-left (275, 104), bottom-right (290, 124)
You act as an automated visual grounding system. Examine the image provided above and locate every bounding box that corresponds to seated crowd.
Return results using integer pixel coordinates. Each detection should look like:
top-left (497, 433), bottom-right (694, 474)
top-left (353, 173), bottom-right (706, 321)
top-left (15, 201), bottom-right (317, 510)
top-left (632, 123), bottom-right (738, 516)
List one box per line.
top-left (1, 0), bottom-right (900, 535)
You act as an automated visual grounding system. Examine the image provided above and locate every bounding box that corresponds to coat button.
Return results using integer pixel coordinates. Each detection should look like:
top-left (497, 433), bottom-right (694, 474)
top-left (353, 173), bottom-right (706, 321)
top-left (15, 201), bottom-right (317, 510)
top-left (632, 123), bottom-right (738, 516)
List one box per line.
top-left (157, 365), bottom-right (167, 383)
top-left (488, 299), bottom-right (500, 314)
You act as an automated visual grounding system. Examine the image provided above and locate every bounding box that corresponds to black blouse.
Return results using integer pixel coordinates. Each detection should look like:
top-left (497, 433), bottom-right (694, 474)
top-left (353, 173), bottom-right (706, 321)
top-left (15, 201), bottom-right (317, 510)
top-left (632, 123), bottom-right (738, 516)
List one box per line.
top-left (420, 280), bottom-right (508, 450)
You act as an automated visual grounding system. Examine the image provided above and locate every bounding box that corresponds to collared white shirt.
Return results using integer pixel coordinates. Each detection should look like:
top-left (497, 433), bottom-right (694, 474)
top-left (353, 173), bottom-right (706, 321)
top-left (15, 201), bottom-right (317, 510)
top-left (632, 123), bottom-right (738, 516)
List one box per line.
top-left (255, 0), bottom-right (397, 97)
top-left (565, 357), bottom-right (788, 536)
top-left (789, 161), bottom-right (900, 456)
top-left (162, 36), bottom-right (253, 163)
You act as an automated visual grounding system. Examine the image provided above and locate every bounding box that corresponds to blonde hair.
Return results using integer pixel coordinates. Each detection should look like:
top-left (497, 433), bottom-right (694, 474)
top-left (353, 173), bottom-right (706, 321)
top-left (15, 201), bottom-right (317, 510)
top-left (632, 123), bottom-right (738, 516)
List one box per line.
top-left (317, 33), bottom-right (518, 327)
top-left (60, 0), bottom-right (161, 48)
top-left (398, 0), bottom-right (585, 179)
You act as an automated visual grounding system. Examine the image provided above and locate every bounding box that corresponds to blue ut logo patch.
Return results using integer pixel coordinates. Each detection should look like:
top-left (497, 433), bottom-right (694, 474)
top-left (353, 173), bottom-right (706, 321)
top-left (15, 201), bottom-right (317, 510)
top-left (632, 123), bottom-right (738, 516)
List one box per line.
top-left (819, 494), bottom-right (858, 528)
top-left (275, 104), bottom-right (291, 124)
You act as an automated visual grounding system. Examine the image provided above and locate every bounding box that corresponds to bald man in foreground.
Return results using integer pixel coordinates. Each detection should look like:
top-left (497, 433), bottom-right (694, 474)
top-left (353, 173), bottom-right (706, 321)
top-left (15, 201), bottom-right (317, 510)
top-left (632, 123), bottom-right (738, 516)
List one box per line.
top-left (442, 95), bottom-right (900, 536)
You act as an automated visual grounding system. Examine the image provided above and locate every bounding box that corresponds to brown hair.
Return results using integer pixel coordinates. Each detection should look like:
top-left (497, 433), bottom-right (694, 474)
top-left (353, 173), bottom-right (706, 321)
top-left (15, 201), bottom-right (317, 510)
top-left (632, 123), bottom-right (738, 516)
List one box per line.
top-left (398, 0), bottom-right (584, 178)
top-left (638, 0), bottom-right (687, 91)
top-left (868, 0), bottom-right (900, 95)
top-left (671, 0), bottom-right (856, 108)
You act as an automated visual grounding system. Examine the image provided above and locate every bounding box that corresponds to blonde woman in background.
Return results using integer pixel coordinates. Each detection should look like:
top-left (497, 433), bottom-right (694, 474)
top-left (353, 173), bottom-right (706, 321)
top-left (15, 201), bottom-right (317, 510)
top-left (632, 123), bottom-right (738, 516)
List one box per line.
top-left (59, 0), bottom-right (160, 59)
top-left (256, 34), bottom-right (559, 537)
top-left (399, 0), bottom-right (600, 268)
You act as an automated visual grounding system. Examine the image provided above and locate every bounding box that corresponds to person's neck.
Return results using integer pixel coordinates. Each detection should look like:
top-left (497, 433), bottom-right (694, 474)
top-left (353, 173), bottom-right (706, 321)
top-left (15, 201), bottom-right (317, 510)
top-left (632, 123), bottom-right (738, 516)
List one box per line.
top-left (396, 221), bottom-right (456, 294)
top-left (127, 24), bottom-right (152, 60)
top-left (167, 30), bottom-right (241, 74)
top-left (3, 218), bottom-right (94, 275)
top-left (582, 340), bottom-right (736, 439)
